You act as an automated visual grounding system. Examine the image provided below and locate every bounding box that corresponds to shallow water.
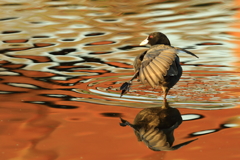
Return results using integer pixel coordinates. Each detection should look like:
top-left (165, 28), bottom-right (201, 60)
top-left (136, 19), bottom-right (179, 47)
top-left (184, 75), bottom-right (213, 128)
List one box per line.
top-left (0, 0), bottom-right (240, 160)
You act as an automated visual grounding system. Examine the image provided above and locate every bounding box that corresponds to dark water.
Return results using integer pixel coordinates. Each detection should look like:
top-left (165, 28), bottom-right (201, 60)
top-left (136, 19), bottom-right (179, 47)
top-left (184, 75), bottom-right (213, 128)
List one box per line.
top-left (0, 0), bottom-right (240, 160)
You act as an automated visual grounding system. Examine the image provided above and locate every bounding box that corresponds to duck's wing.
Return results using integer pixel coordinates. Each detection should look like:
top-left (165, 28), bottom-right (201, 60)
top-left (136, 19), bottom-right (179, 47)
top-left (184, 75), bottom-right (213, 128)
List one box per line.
top-left (133, 50), bottom-right (147, 71)
top-left (139, 48), bottom-right (178, 88)
top-left (139, 127), bottom-right (172, 151)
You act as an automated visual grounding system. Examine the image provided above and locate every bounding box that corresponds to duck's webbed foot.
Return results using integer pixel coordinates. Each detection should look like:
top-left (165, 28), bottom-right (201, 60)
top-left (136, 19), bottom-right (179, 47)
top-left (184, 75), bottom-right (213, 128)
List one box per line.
top-left (120, 72), bottom-right (139, 98)
top-left (120, 81), bottom-right (132, 97)
top-left (119, 117), bottom-right (131, 127)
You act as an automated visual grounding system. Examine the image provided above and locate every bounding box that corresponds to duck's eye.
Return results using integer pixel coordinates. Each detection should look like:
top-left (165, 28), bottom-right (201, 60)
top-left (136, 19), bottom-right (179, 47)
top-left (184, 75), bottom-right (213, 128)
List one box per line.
top-left (149, 35), bottom-right (153, 38)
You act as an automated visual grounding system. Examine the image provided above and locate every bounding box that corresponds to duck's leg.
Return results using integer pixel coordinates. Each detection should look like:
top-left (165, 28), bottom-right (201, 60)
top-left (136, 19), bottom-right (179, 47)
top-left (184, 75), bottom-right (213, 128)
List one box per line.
top-left (119, 117), bottom-right (139, 132)
top-left (120, 71), bottom-right (139, 97)
top-left (162, 97), bottom-right (169, 109)
top-left (162, 86), bottom-right (170, 101)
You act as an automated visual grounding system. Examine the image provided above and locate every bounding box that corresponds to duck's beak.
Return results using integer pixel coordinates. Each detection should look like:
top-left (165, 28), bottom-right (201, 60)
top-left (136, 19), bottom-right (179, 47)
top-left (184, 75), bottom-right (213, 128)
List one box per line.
top-left (140, 37), bottom-right (149, 46)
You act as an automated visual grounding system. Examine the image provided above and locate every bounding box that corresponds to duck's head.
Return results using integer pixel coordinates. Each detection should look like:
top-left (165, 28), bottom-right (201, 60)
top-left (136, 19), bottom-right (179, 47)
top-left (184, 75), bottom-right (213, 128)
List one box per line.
top-left (140, 32), bottom-right (171, 46)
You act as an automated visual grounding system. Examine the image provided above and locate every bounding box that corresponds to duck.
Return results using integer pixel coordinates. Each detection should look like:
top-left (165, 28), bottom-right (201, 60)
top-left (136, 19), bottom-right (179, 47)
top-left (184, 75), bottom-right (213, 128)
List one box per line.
top-left (120, 32), bottom-right (198, 100)
top-left (119, 100), bottom-right (197, 151)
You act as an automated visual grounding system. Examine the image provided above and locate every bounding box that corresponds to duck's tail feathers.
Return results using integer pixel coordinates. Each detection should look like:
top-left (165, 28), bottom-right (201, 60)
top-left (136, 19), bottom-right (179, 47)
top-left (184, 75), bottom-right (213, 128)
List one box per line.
top-left (171, 138), bottom-right (198, 150)
top-left (175, 47), bottom-right (199, 58)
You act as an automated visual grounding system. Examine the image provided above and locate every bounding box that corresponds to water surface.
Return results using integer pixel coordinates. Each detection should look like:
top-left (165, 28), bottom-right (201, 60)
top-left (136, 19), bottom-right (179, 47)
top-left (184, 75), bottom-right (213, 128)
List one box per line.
top-left (0, 0), bottom-right (240, 160)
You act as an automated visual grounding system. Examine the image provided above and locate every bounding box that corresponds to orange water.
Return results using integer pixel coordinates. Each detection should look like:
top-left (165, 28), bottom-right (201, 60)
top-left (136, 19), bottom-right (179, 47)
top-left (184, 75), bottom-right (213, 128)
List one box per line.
top-left (0, 0), bottom-right (240, 160)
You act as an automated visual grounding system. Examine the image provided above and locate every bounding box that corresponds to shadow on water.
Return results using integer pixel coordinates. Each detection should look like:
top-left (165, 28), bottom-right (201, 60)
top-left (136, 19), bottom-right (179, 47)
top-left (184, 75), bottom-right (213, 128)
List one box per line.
top-left (119, 100), bottom-right (198, 151)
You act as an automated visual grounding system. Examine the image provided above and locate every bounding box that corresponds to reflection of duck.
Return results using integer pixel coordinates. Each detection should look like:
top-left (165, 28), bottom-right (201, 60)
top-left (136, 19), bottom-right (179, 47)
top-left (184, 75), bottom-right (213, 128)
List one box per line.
top-left (120, 100), bottom-right (197, 151)
top-left (120, 32), bottom-right (198, 100)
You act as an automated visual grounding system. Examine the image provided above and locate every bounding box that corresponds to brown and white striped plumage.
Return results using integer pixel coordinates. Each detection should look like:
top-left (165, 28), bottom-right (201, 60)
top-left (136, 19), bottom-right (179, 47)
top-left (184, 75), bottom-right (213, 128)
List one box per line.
top-left (135, 45), bottom-right (181, 90)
